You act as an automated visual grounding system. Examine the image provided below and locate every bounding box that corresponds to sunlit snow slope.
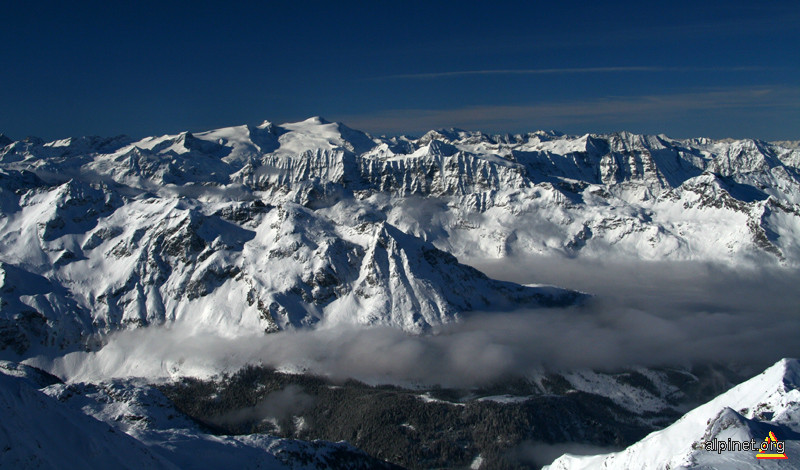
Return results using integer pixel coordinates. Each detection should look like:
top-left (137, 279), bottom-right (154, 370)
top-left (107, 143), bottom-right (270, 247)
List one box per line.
top-left (546, 358), bottom-right (800, 469)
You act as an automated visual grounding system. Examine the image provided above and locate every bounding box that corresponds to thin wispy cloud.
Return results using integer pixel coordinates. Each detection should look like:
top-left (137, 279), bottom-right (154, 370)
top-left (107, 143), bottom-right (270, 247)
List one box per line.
top-left (338, 86), bottom-right (800, 138)
top-left (373, 66), bottom-right (767, 80)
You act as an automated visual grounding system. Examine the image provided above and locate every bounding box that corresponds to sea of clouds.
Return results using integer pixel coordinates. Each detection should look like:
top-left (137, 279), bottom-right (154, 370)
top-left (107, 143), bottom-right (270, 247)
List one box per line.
top-left (35, 256), bottom-right (800, 387)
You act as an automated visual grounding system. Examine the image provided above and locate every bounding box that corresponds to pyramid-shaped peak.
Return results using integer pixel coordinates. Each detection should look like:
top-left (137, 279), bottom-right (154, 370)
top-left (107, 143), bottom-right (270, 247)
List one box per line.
top-left (418, 129), bottom-right (454, 145)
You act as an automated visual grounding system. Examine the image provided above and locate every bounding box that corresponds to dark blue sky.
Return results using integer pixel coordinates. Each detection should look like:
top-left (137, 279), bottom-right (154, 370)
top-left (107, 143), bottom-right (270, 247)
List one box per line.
top-left (2, 0), bottom-right (798, 141)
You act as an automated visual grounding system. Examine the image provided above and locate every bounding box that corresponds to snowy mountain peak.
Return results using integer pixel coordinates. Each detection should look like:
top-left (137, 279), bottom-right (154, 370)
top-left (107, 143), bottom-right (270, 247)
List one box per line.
top-left (546, 358), bottom-right (800, 469)
top-left (767, 357), bottom-right (800, 392)
top-left (274, 117), bottom-right (377, 155)
top-left (304, 115), bottom-right (330, 125)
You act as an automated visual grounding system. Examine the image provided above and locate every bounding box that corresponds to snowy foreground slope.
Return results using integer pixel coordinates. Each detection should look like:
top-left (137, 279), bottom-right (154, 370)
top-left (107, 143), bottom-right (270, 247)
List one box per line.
top-left (0, 361), bottom-right (399, 470)
top-left (546, 358), bottom-right (800, 469)
top-left (1, 118), bottom-right (798, 355)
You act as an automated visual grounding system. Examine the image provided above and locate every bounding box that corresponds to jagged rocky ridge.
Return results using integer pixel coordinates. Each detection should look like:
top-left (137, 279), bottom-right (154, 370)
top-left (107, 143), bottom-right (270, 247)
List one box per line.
top-left (1, 117), bottom-right (799, 355)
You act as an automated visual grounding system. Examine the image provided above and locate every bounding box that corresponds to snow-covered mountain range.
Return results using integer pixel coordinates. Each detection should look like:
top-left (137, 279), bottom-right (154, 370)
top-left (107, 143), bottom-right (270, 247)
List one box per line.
top-left (1, 117), bottom-right (798, 356)
top-left (2, 117), bottom-right (799, 468)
